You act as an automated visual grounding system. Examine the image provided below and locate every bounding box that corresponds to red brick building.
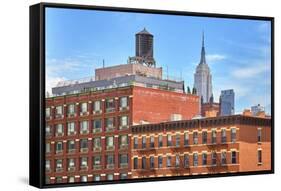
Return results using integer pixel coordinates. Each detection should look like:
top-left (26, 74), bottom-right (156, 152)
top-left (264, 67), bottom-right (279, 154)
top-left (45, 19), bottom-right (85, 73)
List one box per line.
top-left (131, 115), bottom-right (271, 178)
top-left (45, 86), bottom-right (199, 184)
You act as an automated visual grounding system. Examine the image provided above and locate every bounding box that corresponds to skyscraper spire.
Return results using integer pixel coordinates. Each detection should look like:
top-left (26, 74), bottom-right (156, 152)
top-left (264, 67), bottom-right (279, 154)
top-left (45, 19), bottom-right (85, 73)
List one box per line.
top-left (200, 31), bottom-right (206, 64)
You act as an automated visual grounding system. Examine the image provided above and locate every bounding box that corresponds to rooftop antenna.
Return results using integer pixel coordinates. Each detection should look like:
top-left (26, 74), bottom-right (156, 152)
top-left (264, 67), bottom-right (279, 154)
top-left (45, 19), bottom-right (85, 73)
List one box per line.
top-left (166, 65), bottom-right (169, 80)
top-left (102, 59), bottom-right (105, 68)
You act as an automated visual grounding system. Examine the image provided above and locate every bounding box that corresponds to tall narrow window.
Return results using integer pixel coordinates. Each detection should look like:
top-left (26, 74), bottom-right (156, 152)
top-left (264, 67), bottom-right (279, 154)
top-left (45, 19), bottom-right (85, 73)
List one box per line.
top-left (150, 136), bottom-right (155, 148)
top-left (119, 154), bottom-right (128, 168)
top-left (211, 152), bottom-right (217, 166)
top-left (167, 134), bottom-right (172, 147)
top-left (167, 155), bottom-right (172, 167)
top-left (106, 117), bottom-right (115, 131)
top-left (193, 132), bottom-right (198, 145)
top-left (67, 104), bottom-right (75, 116)
top-left (202, 131), bottom-right (207, 144)
top-left (119, 135), bottom-right (128, 149)
top-left (106, 136), bottom-right (114, 150)
top-left (134, 137), bottom-right (138, 149)
top-left (55, 124), bottom-right (63, 136)
top-left (193, 153), bottom-right (198, 166)
top-left (142, 157), bottom-right (146, 169)
top-left (80, 139), bottom-right (88, 152)
top-left (119, 97), bottom-right (128, 109)
top-left (56, 141), bottom-right (63, 153)
top-left (175, 154), bottom-right (180, 167)
top-left (176, 134), bottom-right (180, 147)
top-left (142, 136), bottom-right (146, 149)
top-left (231, 151), bottom-right (237, 164)
top-left (221, 129), bottom-right (227, 143)
top-left (106, 98), bottom-right (115, 112)
top-left (158, 156), bottom-right (163, 168)
top-left (202, 153), bottom-right (207, 166)
top-left (184, 154), bottom-right (189, 167)
top-left (150, 156), bottom-right (155, 168)
top-left (158, 135), bottom-right (163, 147)
top-left (211, 130), bottom-right (217, 144)
top-left (184, 132), bottom-right (189, 146)
top-left (55, 106), bottom-right (63, 118)
top-left (258, 150), bottom-right (262, 164)
top-left (67, 122), bottom-right (75, 135)
top-left (46, 107), bottom-right (51, 119)
top-left (80, 157), bottom-right (88, 169)
top-left (134, 157), bottom-right (138, 169)
top-left (46, 143), bottom-right (50, 153)
top-left (67, 140), bottom-right (75, 153)
top-left (93, 100), bottom-right (102, 113)
top-left (93, 155), bottom-right (101, 169)
top-left (258, 128), bottom-right (262, 142)
top-left (45, 160), bottom-right (50, 171)
top-left (221, 151), bottom-right (227, 165)
top-left (106, 155), bottom-right (114, 169)
top-left (231, 128), bottom-right (236, 143)
top-left (68, 158), bottom-right (75, 171)
top-left (119, 116), bottom-right (128, 129)
top-left (56, 159), bottom-right (63, 171)
top-left (80, 102), bottom-right (88, 114)
top-left (93, 119), bottom-right (102, 133)
top-left (46, 125), bottom-right (51, 137)
top-left (93, 137), bottom-right (101, 151)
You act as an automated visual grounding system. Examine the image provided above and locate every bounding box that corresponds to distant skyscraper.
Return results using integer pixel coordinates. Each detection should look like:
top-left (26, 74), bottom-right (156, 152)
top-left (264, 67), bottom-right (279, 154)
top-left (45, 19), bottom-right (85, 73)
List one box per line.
top-left (220, 89), bottom-right (235, 116)
top-left (194, 32), bottom-right (213, 103)
top-left (251, 104), bottom-right (265, 116)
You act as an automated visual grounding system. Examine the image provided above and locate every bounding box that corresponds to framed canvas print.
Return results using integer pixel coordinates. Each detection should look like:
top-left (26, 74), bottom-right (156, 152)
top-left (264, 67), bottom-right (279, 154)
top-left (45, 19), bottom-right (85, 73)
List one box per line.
top-left (29, 2), bottom-right (274, 188)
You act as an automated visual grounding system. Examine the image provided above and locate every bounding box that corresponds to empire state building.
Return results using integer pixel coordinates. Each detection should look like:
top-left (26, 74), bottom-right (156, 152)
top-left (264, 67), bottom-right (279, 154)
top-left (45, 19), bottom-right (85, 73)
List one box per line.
top-left (194, 33), bottom-right (213, 103)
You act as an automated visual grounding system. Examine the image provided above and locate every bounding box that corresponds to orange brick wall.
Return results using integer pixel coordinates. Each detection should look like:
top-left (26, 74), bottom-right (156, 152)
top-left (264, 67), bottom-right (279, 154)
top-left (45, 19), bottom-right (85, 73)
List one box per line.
top-left (132, 86), bottom-right (200, 124)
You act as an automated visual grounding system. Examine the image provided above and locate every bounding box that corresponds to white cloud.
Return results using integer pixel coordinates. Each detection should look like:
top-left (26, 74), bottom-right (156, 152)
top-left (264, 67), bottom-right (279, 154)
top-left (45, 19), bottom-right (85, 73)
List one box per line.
top-left (206, 54), bottom-right (226, 63)
top-left (45, 76), bottom-right (66, 96)
top-left (231, 62), bottom-right (270, 79)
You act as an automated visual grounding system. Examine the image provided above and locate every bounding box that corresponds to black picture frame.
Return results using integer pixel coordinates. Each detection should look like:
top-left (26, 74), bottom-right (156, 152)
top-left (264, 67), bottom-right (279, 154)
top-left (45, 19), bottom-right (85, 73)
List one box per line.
top-left (29, 2), bottom-right (274, 188)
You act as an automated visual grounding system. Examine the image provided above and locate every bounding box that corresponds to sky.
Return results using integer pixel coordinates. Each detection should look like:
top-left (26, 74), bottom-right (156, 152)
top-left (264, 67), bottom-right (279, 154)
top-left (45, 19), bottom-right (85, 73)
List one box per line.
top-left (45, 7), bottom-right (272, 114)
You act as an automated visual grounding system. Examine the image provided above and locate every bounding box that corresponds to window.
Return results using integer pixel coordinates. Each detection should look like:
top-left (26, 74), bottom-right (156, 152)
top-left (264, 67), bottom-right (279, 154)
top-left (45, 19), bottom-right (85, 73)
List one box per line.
top-left (80, 139), bottom-right (88, 152)
top-left (56, 177), bottom-right (63, 183)
top-left (68, 140), bottom-right (75, 152)
top-left (93, 137), bottom-right (101, 151)
top-left (56, 141), bottom-right (63, 153)
top-left (221, 151), bottom-right (227, 165)
top-left (94, 175), bottom-right (100, 181)
top-left (176, 134), bottom-right (180, 147)
top-left (133, 157), bottom-right (138, 169)
top-left (211, 130), bottom-right (217, 144)
top-left (184, 154), bottom-right (189, 167)
top-left (221, 129), bottom-right (227, 143)
top-left (120, 97), bottom-right (128, 108)
top-left (46, 143), bottom-right (50, 153)
top-left (142, 157), bottom-right (146, 169)
top-left (184, 132), bottom-right (189, 146)
top-left (80, 121), bottom-right (89, 134)
top-left (120, 173), bottom-right (128, 179)
top-left (81, 175), bottom-right (87, 182)
top-left (150, 156), bottom-right (154, 168)
top-left (167, 134), bottom-right (172, 147)
top-left (106, 98), bottom-right (115, 112)
top-left (158, 156), bottom-right (163, 168)
top-left (150, 136), bottom-right (155, 148)
top-left (93, 119), bottom-right (102, 133)
top-left (67, 104), bottom-right (75, 115)
top-left (134, 137), bottom-right (138, 149)
top-left (202, 153), bottom-right (207, 166)
top-left (119, 135), bottom-right (128, 149)
top-left (106, 155), bottom-right (114, 168)
top-left (68, 158), bottom-right (75, 171)
top-left (119, 116), bottom-right (128, 129)
top-left (158, 135), bottom-right (163, 147)
top-left (56, 159), bottom-right (63, 171)
top-left (46, 125), bottom-right (51, 136)
top-left (258, 150), bottom-right (262, 164)
top-left (107, 174), bottom-right (114, 180)
top-left (106, 136), bottom-right (114, 150)
top-left (231, 128), bottom-right (236, 143)
top-left (45, 160), bottom-right (50, 171)
top-left (258, 128), bottom-right (262, 142)
top-left (142, 136), bottom-right (146, 149)
top-left (93, 155), bottom-right (101, 166)
top-left (93, 100), bottom-right (102, 113)
top-left (193, 153), bottom-right (198, 166)
top-left (55, 105), bottom-right (63, 117)
top-left (67, 122), bottom-right (75, 135)
top-left (120, 154), bottom-right (128, 168)
top-left (175, 154), bottom-right (180, 167)
top-left (46, 107), bottom-right (51, 118)
top-left (193, 132), bottom-right (198, 145)
top-left (167, 155), bottom-right (172, 167)
top-left (231, 151), bottom-right (237, 164)
top-left (55, 124), bottom-right (63, 136)
top-left (68, 176), bottom-right (75, 183)
top-left (106, 117), bottom-right (115, 131)
top-left (80, 102), bottom-right (88, 113)
top-left (211, 152), bottom-right (217, 166)
top-left (202, 131), bottom-right (207, 144)
top-left (80, 157), bottom-right (88, 169)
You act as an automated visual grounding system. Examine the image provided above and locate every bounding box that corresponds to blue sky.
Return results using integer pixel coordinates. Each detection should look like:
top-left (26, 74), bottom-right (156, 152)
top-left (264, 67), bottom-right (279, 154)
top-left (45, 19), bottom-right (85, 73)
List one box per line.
top-left (46, 7), bottom-right (271, 114)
